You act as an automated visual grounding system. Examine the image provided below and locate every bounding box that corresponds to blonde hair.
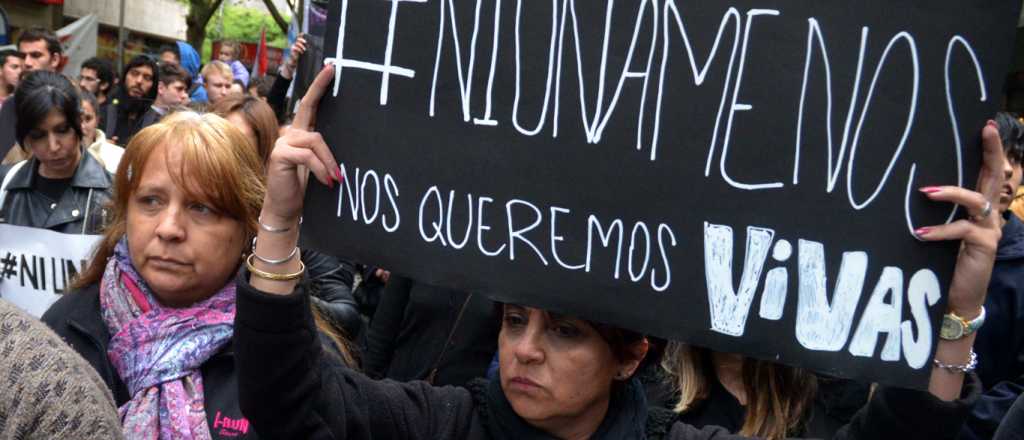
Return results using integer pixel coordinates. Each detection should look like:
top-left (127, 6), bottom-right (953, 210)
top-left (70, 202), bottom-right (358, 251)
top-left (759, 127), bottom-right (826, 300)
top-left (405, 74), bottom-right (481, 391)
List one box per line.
top-left (202, 60), bottom-right (233, 82)
top-left (662, 343), bottom-right (817, 440)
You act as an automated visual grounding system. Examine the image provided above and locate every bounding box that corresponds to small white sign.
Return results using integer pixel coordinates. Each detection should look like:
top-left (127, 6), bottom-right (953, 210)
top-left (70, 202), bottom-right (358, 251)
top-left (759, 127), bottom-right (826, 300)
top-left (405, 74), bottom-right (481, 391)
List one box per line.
top-left (0, 224), bottom-right (101, 317)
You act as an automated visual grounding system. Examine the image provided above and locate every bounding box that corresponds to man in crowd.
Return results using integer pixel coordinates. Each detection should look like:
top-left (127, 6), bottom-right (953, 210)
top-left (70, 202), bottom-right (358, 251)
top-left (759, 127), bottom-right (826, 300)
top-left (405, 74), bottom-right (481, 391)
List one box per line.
top-left (158, 44), bottom-right (179, 66)
top-left (17, 28), bottom-right (62, 73)
top-left (0, 28), bottom-right (62, 161)
top-left (202, 60), bottom-right (234, 106)
top-left (79, 57), bottom-right (116, 107)
top-left (78, 57), bottom-right (116, 129)
top-left (0, 50), bottom-right (24, 107)
top-left (103, 55), bottom-right (158, 145)
top-left (139, 63), bottom-right (191, 129)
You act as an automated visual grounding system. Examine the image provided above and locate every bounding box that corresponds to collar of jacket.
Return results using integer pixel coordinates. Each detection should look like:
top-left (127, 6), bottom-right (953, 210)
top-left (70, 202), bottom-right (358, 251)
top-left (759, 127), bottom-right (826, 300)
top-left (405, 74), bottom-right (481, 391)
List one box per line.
top-left (6, 147), bottom-right (112, 191)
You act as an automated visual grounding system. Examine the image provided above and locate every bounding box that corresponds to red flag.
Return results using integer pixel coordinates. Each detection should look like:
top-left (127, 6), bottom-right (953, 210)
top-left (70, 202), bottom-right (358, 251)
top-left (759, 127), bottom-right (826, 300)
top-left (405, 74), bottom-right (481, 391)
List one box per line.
top-left (256, 27), bottom-right (268, 76)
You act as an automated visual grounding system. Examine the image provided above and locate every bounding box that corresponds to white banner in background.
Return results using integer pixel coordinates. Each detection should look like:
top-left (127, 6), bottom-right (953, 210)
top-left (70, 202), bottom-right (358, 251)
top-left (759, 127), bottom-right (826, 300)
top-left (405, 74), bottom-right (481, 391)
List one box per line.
top-left (57, 14), bottom-right (98, 78)
top-left (0, 224), bottom-right (101, 317)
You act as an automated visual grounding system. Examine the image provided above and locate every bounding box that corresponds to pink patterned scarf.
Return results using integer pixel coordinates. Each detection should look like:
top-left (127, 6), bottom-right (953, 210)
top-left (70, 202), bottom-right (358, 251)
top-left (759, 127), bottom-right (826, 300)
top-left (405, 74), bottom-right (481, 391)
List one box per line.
top-left (100, 239), bottom-right (236, 439)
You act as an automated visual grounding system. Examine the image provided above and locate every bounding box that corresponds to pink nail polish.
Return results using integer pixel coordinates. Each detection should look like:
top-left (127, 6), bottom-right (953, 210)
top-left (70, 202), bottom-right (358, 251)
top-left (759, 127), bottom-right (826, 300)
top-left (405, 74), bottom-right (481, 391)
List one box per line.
top-left (335, 169), bottom-right (343, 182)
top-left (988, 120), bottom-right (998, 128)
top-left (919, 186), bottom-right (941, 194)
top-left (915, 227), bottom-right (933, 236)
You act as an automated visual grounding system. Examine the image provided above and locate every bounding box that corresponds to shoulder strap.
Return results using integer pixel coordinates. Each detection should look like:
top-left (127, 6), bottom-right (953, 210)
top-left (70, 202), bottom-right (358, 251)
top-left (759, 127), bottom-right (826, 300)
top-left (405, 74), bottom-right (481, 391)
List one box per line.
top-left (425, 293), bottom-right (474, 384)
top-left (0, 160), bottom-right (27, 214)
top-left (105, 102), bottom-right (119, 138)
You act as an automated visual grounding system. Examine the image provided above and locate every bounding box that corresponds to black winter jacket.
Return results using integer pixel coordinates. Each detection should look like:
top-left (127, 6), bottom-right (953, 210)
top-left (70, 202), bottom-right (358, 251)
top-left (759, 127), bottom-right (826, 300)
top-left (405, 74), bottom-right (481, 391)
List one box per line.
top-left (102, 92), bottom-right (152, 145)
top-left (364, 275), bottom-right (499, 386)
top-left (0, 152), bottom-right (113, 234)
top-left (42, 284), bottom-right (260, 439)
top-left (234, 271), bottom-right (983, 440)
top-left (963, 214), bottom-right (1024, 439)
top-left (976, 214), bottom-right (1024, 389)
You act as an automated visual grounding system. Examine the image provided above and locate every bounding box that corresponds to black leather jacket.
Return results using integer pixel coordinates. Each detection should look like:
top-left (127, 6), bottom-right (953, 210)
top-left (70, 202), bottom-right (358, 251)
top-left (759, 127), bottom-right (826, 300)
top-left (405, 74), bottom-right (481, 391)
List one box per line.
top-left (304, 250), bottom-right (365, 342)
top-left (0, 152), bottom-right (113, 234)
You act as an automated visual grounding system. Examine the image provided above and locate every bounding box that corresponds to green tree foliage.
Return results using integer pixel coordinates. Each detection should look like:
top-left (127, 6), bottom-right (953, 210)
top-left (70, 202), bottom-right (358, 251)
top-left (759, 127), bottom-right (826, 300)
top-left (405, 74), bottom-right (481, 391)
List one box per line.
top-left (202, 4), bottom-right (290, 62)
top-left (182, 0), bottom-right (225, 52)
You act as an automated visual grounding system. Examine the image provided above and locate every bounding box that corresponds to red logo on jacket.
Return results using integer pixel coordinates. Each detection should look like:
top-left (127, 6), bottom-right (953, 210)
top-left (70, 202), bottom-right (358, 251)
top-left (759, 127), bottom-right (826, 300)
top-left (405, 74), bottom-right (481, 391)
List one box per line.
top-left (213, 411), bottom-right (250, 437)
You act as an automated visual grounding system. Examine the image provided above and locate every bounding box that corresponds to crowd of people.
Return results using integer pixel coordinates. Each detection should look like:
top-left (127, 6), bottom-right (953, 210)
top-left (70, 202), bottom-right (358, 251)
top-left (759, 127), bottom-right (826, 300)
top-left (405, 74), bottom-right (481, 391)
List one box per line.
top-left (0, 24), bottom-right (1021, 440)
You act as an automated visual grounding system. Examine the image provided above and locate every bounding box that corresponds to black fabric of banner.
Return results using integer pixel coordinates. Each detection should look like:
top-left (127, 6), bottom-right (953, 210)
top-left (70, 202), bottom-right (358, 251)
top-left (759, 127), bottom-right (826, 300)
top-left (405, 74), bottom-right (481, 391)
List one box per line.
top-left (305, 0), bottom-right (1020, 389)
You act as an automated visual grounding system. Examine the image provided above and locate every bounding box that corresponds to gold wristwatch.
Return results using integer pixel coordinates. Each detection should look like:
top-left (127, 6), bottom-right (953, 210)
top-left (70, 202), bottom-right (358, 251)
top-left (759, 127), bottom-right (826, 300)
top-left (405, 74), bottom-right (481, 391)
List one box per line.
top-left (939, 307), bottom-right (986, 341)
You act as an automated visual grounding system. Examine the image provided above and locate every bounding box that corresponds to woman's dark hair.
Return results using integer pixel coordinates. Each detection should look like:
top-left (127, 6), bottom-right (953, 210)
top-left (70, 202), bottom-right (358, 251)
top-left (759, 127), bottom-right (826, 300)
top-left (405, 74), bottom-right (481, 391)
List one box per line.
top-left (591, 322), bottom-right (647, 364)
top-left (79, 89), bottom-right (99, 112)
top-left (995, 112), bottom-right (1024, 164)
top-left (14, 70), bottom-right (83, 149)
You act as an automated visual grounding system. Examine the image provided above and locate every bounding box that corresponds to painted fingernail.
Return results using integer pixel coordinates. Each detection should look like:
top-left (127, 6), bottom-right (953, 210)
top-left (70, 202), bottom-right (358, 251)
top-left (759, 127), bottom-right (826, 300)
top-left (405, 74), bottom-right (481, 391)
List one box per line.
top-left (915, 227), bottom-right (933, 236)
top-left (988, 119), bottom-right (998, 128)
top-left (335, 169), bottom-right (343, 182)
top-left (919, 186), bottom-right (941, 194)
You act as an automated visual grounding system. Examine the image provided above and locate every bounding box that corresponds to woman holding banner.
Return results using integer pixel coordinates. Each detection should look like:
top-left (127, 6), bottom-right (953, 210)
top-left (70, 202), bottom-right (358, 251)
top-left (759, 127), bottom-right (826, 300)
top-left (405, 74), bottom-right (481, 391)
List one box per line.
top-left (0, 71), bottom-right (112, 235)
top-left (210, 93), bottom-right (366, 343)
top-left (232, 64), bottom-right (1000, 439)
top-left (42, 111), bottom-right (354, 438)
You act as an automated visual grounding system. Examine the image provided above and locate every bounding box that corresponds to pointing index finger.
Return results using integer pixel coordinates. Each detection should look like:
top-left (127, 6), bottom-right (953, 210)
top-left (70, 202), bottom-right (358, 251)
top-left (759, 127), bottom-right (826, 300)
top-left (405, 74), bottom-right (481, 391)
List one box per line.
top-left (977, 122), bottom-right (1006, 203)
top-left (292, 63), bottom-right (336, 132)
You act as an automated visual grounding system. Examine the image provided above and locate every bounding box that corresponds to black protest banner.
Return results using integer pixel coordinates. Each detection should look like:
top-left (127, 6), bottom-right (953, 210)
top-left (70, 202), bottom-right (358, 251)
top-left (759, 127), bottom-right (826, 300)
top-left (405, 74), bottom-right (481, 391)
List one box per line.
top-left (305, 0), bottom-right (1020, 389)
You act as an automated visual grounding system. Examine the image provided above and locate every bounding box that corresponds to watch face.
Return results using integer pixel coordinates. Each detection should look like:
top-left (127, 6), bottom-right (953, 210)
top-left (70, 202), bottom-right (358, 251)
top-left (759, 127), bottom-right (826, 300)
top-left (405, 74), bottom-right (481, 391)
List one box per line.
top-left (941, 317), bottom-right (965, 340)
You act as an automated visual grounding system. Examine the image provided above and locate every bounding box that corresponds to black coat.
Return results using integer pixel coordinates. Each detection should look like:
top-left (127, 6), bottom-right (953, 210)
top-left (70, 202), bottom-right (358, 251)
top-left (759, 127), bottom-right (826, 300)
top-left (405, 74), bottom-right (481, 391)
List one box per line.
top-left (234, 271), bottom-right (982, 440)
top-left (363, 275), bottom-right (500, 386)
top-left (960, 215), bottom-right (1024, 440)
top-left (42, 283), bottom-right (260, 439)
top-left (0, 152), bottom-right (113, 234)
top-left (102, 94), bottom-right (152, 146)
top-left (304, 249), bottom-right (365, 341)
top-left (0, 97), bottom-right (15, 160)
top-left (976, 214), bottom-right (1024, 389)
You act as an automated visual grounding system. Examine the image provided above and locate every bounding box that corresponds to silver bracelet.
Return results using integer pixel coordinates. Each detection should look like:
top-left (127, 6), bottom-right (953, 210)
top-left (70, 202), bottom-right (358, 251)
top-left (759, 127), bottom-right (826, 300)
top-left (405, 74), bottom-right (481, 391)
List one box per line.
top-left (933, 350), bottom-right (978, 374)
top-left (259, 216), bottom-right (302, 233)
top-left (250, 237), bottom-right (300, 265)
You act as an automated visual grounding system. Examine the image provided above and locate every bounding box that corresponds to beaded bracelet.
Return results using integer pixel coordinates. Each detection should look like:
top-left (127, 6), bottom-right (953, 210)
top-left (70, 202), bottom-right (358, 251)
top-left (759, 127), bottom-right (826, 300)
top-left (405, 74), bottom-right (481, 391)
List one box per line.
top-left (246, 254), bottom-right (305, 281)
top-left (933, 350), bottom-right (978, 374)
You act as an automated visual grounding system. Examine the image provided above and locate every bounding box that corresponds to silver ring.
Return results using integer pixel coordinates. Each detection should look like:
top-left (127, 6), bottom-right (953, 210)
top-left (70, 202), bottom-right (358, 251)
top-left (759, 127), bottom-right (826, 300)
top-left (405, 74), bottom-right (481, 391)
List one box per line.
top-left (971, 201), bottom-right (992, 222)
